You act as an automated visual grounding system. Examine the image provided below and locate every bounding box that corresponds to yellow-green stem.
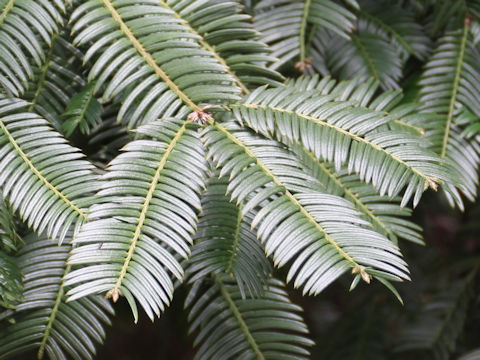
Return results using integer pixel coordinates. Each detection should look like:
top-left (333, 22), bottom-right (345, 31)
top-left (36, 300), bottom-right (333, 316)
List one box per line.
top-left (235, 103), bottom-right (439, 189)
top-left (0, 120), bottom-right (87, 220)
top-left (0, 0), bottom-right (15, 26)
top-left (441, 24), bottom-right (469, 158)
top-left (210, 119), bottom-right (359, 268)
top-left (108, 121), bottom-right (189, 298)
top-left (215, 275), bottom-right (265, 360)
top-left (101, 0), bottom-right (201, 112)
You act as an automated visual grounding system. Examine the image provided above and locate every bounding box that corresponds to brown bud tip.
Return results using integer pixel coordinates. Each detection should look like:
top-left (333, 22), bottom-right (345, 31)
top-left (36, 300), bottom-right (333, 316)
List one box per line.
top-left (106, 288), bottom-right (122, 302)
top-left (360, 269), bottom-right (371, 284)
top-left (187, 111), bottom-right (199, 122)
top-left (187, 109), bottom-right (212, 125)
top-left (294, 58), bottom-right (313, 73)
top-left (294, 61), bottom-right (304, 72)
top-left (352, 265), bottom-right (371, 284)
top-left (465, 14), bottom-right (473, 26)
top-left (426, 178), bottom-right (439, 191)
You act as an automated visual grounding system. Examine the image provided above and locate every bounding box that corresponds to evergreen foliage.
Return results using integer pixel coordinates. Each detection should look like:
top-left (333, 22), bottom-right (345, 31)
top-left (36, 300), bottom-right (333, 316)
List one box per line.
top-left (0, 0), bottom-right (479, 359)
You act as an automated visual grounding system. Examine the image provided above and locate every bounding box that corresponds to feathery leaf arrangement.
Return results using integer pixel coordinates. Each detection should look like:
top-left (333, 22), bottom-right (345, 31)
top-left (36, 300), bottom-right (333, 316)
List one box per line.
top-left (395, 270), bottom-right (477, 360)
top-left (62, 82), bottom-right (102, 137)
top-left (0, 198), bottom-right (22, 310)
top-left (0, 196), bottom-right (21, 252)
top-left (231, 86), bottom-right (455, 207)
top-left (0, 0), bottom-right (66, 97)
top-left (186, 276), bottom-right (314, 360)
top-left (354, 0), bottom-right (431, 61)
top-left (254, 0), bottom-right (356, 70)
top-left (295, 145), bottom-right (423, 245)
top-left (69, 0), bottom-right (284, 128)
top-left (23, 31), bottom-right (86, 133)
top-left (0, 0), bottom-right (478, 359)
top-left (203, 123), bottom-right (411, 296)
top-left (418, 26), bottom-right (480, 209)
top-left (310, 26), bottom-right (404, 89)
top-left (65, 119), bottom-right (207, 323)
top-left (0, 96), bottom-right (99, 243)
top-left (0, 236), bottom-right (113, 360)
top-left (70, 0), bottom-right (236, 127)
top-left (0, 250), bottom-right (22, 309)
top-left (283, 0), bottom-right (431, 88)
top-left (186, 175), bottom-right (272, 299)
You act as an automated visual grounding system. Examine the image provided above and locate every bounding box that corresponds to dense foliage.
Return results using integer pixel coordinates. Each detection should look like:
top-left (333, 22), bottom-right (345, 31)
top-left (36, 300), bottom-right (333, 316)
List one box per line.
top-left (0, 0), bottom-right (479, 359)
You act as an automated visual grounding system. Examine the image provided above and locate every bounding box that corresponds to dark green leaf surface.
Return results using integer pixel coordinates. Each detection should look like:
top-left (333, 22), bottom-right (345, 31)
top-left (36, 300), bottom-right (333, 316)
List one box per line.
top-left (254, 0), bottom-right (356, 70)
top-left (0, 236), bottom-right (113, 360)
top-left (0, 97), bottom-right (99, 243)
top-left (62, 82), bottom-right (102, 137)
top-left (186, 175), bottom-right (271, 299)
top-left (231, 86), bottom-right (457, 207)
top-left (0, 250), bottom-right (22, 309)
top-left (203, 122), bottom-right (410, 295)
top-left (65, 119), bottom-right (207, 322)
top-left (418, 28), bottom-right (480, 209)
top-left (0, 0), bottom-right (66, 96)
top-left (186, 276), bottom-right (314, 360)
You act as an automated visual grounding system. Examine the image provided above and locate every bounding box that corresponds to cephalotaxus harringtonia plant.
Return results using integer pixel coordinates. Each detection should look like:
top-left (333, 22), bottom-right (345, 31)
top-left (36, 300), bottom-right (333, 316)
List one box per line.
top-left (0, 0), bottom-right (478, 359)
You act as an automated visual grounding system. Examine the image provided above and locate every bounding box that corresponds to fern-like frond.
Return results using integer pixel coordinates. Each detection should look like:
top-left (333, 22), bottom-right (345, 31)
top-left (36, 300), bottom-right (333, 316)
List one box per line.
top-left (70, 0), bottom-right (278, 128)
top-left (254, 0), bottom-right (356, 71)
top-left (285, 75), bottom-right (427, 135)
top-left (356, 0), bottom-right (431, 60)
top-left (310, 25), bottom-right (403, 89)
top-left (0, 236), bottom-right (114, 360)
top-left (86, 105), bottom-right (131, 165)
top-left (395, 270), bottom-right (476, 360)
top-left (0, 197), bottom-right (21, 252)
top-left (165, 0), bottom-right (283, 89)
top-left (65, 119), bottom-right (207, 322)
top-left (0, 0), bottom-right (66, 96)
top-left (186, 175), bottom-right (271, 299)
top-left (0, 250), bottom-right (22, 309)
top-left (186, 276), bottom-right (314, 360)
top-left (25, 33), bottom-right (86, 133)
top-left (285, 75), bottom-right (379, 101)
top-left (286, 75), bottom-right (381, 103)
top-left (0, 97), bottom-right (99, 243)
top-left (0, 197), bottom-right (23, 310)
top-left (62, 82), bottom-right (102, 137)
top-left (418, 27), bottom-right (480, 208)
top-left (203, 122), bottom-right (410, 296)
top-left (430, 0), bottom-right (480, 35)
top-left (294, 145), bottom-right (423, 245)
top-left (231, 86), bottom-right (456, 206)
